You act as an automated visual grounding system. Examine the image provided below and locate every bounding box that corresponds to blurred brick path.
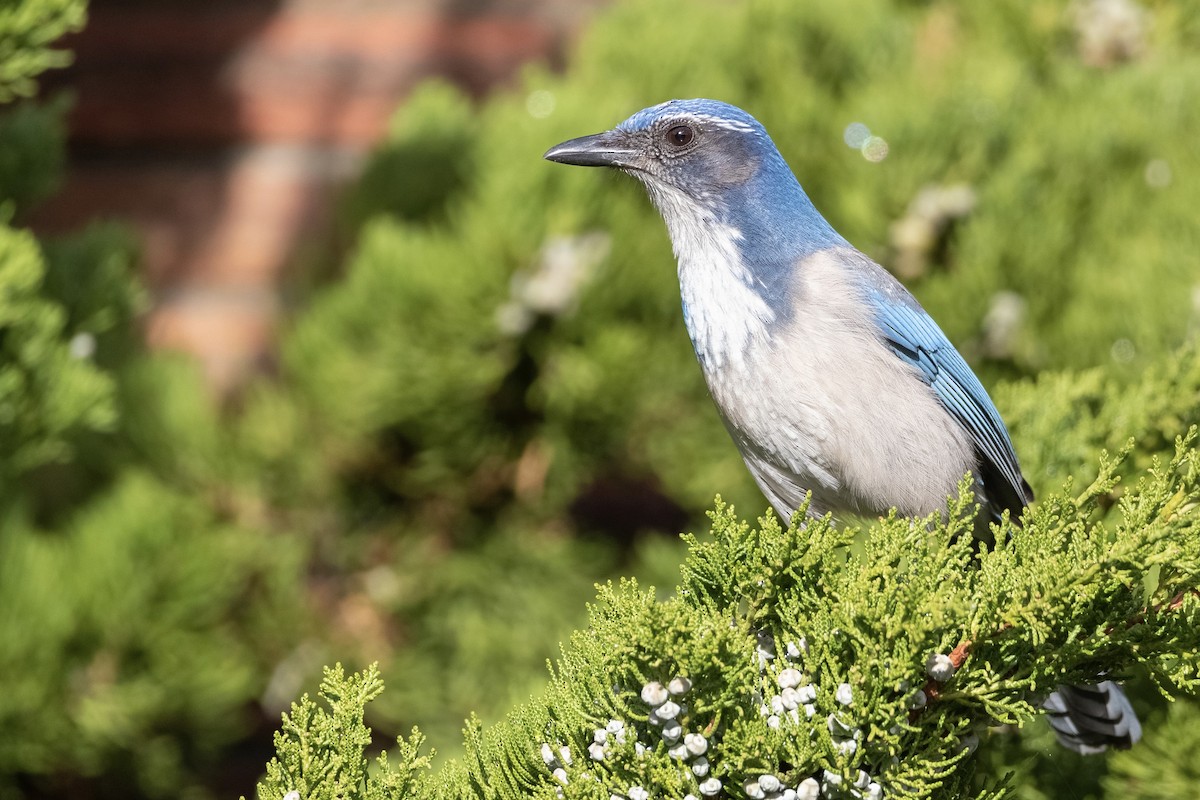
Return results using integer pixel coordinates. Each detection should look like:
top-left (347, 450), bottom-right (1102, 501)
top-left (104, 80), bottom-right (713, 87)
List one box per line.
top-left (30, 0), bottom-right (605, 391)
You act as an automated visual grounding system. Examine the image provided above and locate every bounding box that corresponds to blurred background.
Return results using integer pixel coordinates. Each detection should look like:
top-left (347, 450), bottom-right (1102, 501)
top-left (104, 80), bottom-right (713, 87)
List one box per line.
top-left (28, 0), bottom-right (607, 393)
top-left (1, 0), bottom-right (1197, 798)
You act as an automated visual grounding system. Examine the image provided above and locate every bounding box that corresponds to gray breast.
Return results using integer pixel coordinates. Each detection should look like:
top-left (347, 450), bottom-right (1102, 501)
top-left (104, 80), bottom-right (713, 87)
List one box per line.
top-left (701, 249), bottom-right (977, 521)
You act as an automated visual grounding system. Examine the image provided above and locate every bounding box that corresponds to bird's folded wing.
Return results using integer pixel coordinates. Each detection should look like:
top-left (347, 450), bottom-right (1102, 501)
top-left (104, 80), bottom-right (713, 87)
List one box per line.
top-left (862, 277), bottom-right (1032, 519)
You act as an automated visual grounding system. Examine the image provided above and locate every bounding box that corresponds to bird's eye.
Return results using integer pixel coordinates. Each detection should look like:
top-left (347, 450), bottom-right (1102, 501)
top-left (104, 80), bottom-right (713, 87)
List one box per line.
top-left (666, 124), bottom-right (695, 147)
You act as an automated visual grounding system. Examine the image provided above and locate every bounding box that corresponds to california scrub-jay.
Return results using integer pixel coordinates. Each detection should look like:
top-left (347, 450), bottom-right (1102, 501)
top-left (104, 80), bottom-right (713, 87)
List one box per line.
top-left (544, 98), bottom-right (1140, 753)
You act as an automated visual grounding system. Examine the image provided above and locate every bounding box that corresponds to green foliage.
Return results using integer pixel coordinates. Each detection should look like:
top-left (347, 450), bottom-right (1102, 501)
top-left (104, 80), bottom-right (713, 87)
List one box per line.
top-left (251, 429), bottom-right (1200, 799)
top-left (1104, 701), bottom-right (1200, 799)
top-left (0, 0), bottom-right (85, 102)
top-left (0, 96), bottom-right (67, 212)
top-left (4, 0), bottom-right (1200, 798)
top-left (0, 472), bottom-right (309, 799)
top-left (0, 223), bottom-right (116, 480)
top-left (338, 82), bottom-right (479, 235)
top-left (252, 665), bottom-right (434, 800)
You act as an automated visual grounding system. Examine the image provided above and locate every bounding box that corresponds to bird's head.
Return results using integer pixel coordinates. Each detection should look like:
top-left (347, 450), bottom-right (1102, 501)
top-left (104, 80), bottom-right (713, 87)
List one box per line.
top-left (543, 99), bottom-right (785, 206)
top-left (544, 100), bottom-right (843, 269)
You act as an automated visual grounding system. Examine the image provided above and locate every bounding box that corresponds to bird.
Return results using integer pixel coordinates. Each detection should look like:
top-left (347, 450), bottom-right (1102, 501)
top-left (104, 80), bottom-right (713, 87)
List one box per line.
top-left (544, 98), bottom-right (1140, 753)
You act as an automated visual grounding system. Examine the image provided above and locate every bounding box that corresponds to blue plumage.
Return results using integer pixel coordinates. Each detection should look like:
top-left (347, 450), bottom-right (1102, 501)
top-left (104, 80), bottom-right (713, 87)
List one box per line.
top-left (545, 99), bottom-right (1139, 753)
top-left (861, 273), bottom-right (1033, 520)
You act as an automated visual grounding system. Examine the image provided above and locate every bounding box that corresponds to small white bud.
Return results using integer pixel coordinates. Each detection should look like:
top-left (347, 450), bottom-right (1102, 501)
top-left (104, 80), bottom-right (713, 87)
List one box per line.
top-left (559, 746), bottom-right (572, 766)
top-left (804, 703), bottom-right (817, 718)
top-left (635, 742), bottom-right (647, 757)
top-left (780, 687), bottom-right (800, 710)
top-left (628, 786), bottom-right (649, 800)
top-left (759, 774), bottom-right (782, 793)
top-left (699, 777), bottom-right (722, 796)
top-left (656, 700), bottom-right (682, 720)
top-left (606, 719), bottom-right (625, 734)
top-left (855, 770), bottom-right (871, 789)
top-left (797, 777), bottom-right (821, 800)
top-left (541, 743), bottom-right (557, 765)
top-left (642, 681), bottom-right (669, 706)
top-left (647, 710), bottom-right (662, 726)
top-left (662, 720), bottom-right (683, 743)
top-left (771, 694), bottom-right (786, 714)
top-left (838, 738), bottom-right (858, 756)
top-left (908, 689), bottom-right (927, 709)
top-left (684, 732), bottom-right (708, 756)
top-left (777, 667), bottom-right (803, 689)
top-left (782, 790), bottom-right (797, 800)
top-left (283, 792), bottom-right (301, 800)
top-left (669, 676), bottom-right (693, 695)
top-left (593, 728), bottom-right (607, 744)
top-left (835, 683), bottom-right (853, 706)
top-left (786, 640), bottom-right (802, 659)
top-left (796, 684), bottom-right (816, 703)
top-left (588, 742), bottom-right (606, 761)
top-left (668, 742), bottom-right (689, 760)
top-left (692, 757), bottom-right (710, 777)
top-left (867, 782), bottom-right (883, 800)
top-left (744, 779), bottom-right (766, 799)
top-left (822, 770), bottom-right (843, 786)
top-left (926, 653), bottom-right (956, 682)
top-left (767, 714), bottom-right (781, 729)
top-left (552, 767), bottom-right (568, 784)
top-left (798, 636), bottom-right (809, 652)
top-left (787, 708), bottom-right (800, 725)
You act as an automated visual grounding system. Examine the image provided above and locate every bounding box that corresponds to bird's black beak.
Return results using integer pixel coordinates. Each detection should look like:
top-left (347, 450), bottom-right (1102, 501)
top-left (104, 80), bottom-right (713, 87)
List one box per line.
top-left (543, 130), bottom-right (639, 169)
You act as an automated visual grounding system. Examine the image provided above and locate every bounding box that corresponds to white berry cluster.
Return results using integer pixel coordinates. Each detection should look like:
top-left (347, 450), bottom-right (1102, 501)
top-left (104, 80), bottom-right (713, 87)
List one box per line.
top-left (637, 677), bottom-right (724, 797)
top-left (540, 741), bottom-right (575, 786)
top-left (753, 632), bottom-right (887, 799)
top-left (587, 718), bottom-right (631, 762)
top-left (743, 771), bottom-right (799, 800)
top-left (760, 665), bottom-right (819, 730)
top-left (757, 635), bottom-right (816, 730)
top-left (819, 768), bottom-right (883, 800)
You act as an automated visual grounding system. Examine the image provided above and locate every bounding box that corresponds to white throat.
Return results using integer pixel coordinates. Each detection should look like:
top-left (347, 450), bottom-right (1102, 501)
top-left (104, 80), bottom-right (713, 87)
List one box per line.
top-left (644, 182), bottom-right (776, 371)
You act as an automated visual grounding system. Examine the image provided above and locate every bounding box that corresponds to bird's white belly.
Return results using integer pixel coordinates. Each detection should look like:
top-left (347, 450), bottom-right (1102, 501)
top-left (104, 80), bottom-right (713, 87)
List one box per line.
top-left (706, 335), bottom-right (975, 520)
top-left (692, 255), bottom-right (977, 521)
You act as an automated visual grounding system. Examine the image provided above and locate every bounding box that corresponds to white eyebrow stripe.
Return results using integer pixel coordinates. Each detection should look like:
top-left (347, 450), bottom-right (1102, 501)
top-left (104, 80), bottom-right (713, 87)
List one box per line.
top-left (688, 114), bottom-right (757, 132)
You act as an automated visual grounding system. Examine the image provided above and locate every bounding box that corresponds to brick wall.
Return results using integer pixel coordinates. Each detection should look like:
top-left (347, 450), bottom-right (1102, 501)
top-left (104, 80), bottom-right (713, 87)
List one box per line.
top-left (30, 0), bottom-right (605, 391)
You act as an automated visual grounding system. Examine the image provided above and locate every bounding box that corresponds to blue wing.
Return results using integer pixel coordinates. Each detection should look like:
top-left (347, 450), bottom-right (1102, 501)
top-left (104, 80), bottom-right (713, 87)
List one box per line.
top-left (861, 270), bottom-right (1032, 519)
